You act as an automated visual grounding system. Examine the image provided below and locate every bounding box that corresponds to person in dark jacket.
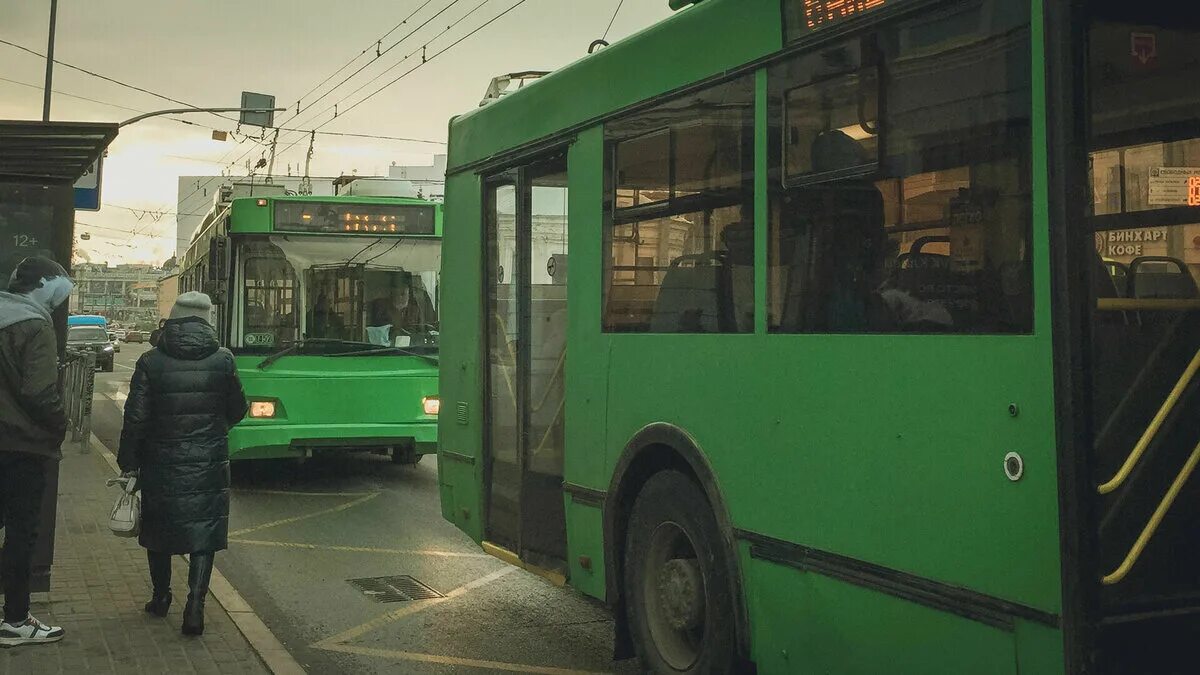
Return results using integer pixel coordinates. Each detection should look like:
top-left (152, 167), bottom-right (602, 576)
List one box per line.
top-left (0, 257), bottom-right (70, 647)
top-left (117, 291), bottom-right (247, 636)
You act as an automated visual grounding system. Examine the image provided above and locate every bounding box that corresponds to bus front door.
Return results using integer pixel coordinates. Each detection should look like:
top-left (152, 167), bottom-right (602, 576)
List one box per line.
top-left (483, 155), bottom-right (570, 571)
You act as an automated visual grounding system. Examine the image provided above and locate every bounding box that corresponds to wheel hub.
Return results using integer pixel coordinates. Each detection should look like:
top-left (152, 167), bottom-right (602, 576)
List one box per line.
top-left (656, 558), bottom-right (704, 631)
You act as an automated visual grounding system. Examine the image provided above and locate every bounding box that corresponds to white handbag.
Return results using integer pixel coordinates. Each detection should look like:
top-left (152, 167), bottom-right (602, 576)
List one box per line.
top-left (106, 474), bottom-right (141, 538)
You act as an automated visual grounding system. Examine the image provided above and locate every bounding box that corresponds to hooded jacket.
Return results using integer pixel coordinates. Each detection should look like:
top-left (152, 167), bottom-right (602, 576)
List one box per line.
top-left (117, 317), bottom-right (248, 554)
top-left (0, 289), bottom-right (69, 459)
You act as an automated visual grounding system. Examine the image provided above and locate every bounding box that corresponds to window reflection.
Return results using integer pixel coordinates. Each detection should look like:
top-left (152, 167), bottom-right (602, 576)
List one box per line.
top-left (604, 75), bottom-right (755, 333)
top-left (769, 0), bottom-right (1033, 334)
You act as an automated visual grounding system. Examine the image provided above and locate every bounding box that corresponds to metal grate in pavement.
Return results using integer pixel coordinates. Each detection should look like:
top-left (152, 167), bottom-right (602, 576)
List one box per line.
top-left (347, 575), bottom-right (445, 603)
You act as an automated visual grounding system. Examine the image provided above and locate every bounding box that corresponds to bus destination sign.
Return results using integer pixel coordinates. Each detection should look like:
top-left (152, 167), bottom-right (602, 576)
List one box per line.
top-left (786, 0), bottom-right (888, 39)
top-left (274, 201), bottom-right (435, 235)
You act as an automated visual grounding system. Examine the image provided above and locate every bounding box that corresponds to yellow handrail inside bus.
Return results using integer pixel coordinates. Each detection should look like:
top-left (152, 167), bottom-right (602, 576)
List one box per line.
top-left (1102, 439), bottom-right (1200, 585)
top-left (1096, 298), bottom-right (1200, 312)
top-left (1098, 347), bottom-right (1200, 495)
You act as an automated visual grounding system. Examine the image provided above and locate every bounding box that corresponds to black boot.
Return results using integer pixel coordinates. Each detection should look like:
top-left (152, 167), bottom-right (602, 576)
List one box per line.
top-left (145, 551), bottom-right (172, 617)
top-left (181, 552), bottom-right (214, 636)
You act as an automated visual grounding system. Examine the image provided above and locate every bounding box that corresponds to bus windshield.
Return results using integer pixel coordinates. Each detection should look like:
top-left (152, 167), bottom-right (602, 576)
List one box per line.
top-left (236, 234), bottom-right (441, 354)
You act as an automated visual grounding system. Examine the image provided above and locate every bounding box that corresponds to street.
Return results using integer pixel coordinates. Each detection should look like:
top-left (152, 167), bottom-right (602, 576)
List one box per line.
top-left (91, 344), bottom-right (632, 675)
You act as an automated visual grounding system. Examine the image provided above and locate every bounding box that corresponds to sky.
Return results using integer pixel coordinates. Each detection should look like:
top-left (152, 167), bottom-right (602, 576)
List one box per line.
top-left (0, 0), bottom-right (676, 265)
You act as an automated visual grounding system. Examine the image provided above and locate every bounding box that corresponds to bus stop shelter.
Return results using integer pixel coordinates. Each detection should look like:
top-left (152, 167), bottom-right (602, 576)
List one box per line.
top-left (0, 120), bottom-right (119, 594)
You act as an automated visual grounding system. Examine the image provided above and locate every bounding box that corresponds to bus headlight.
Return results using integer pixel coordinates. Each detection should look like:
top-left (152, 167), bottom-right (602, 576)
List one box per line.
top-left (249, 401), bottom-right (277, 418)
top-left (423, 396), bottom-right (440, 416)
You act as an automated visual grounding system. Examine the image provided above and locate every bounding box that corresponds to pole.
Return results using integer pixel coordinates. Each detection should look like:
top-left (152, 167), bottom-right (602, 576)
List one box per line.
top-left (118, 106), bottom-right (286, 128)
top-left (42, 0), bottom-right (58, 121)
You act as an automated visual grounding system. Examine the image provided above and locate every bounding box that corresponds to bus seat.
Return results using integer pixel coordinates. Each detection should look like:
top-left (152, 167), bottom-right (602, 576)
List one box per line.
top-left (721, 221), bottom-right (754, 331)
top-left (1129, 256), bottom-right (1199, 299)
top-left (650, 256), bottom-right (723, 333)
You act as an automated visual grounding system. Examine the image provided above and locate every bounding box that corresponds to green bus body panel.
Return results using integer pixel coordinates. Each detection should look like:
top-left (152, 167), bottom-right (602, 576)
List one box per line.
top-left (229, 355), bottom-right (438, 461)
top-left (437, 171), bottom-right (486, 542)
top-left (439, 0), bottom-right (1069, 671)
top-left (446, 0), bottom-right (779, 172)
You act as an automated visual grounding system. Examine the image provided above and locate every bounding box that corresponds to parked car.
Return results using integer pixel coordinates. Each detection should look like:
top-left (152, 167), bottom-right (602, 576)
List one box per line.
top-left (124, 330), bottom-right (146, 343)
top-left (67, 325), bottom-right (115, 372)
top-left (114, 329), bottom-right (127, 341)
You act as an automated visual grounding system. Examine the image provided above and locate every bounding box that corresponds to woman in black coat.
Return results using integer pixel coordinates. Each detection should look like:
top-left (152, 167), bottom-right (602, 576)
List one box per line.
top-left (117, 292), bottom-right (247, 636)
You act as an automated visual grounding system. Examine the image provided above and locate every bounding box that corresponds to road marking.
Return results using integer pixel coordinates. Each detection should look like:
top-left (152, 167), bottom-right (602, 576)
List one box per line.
top-left (313, 567), bottom-right (516, 648)
top-left (232, 489), bottom-right (375, 497)
top-left (228, 492), bottom-right (380, 537)
top-left (108, 391), bottom-right (128, 403)
top-left (229, 538), bottom-right (491, 558)
top-left (316, 643), bottom-right (610, 675)
top-left (114, 362), bottom-right (135, 371)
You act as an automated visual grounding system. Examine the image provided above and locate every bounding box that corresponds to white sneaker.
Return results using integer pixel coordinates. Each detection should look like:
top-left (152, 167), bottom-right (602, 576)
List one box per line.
top-left (0, 614), bottom-right (65, 647)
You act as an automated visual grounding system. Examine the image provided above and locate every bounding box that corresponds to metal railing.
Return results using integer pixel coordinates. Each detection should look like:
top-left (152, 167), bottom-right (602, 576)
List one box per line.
top-left (60, 347), bottom-right (96, 451)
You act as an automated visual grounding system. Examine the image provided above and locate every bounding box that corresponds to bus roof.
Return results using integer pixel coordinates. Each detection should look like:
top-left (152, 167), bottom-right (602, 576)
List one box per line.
top-left (446, 0), bottom-right (779, 174)
top-left (237, 194), bottom-right (437, 207)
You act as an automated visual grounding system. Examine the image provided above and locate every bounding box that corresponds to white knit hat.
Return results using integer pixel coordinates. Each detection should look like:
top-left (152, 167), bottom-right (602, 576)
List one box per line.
top-left (170, 291), bottom-right (213, 322)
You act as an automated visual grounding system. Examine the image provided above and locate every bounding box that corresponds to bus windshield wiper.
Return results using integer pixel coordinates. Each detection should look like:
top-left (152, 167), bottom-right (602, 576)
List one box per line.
top-left (326, 345), bottom-right (439, 362)
top-left (256, 338), bottom-right (373, 370)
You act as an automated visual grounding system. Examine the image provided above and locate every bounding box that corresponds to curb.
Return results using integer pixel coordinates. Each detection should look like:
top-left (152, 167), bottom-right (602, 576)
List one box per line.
top-left (91, 433), bottom-right (307, 675)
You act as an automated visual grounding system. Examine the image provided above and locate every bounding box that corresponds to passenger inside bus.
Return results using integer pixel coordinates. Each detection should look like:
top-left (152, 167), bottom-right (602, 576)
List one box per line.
top-left (367, 274), bottom-right (437, 345)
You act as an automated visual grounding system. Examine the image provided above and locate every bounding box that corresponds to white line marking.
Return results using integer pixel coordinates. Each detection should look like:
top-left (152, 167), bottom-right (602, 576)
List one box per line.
top-left (114, 363), bottom-right (135, 371)
top-left (228, 492), bottom-right (380, 537)
top-left (313, 567), bottom-right (516, 648)
top-left (229, 538), bottom-right (491, 558)
top-left (316, 643), bottom-right (610, 675)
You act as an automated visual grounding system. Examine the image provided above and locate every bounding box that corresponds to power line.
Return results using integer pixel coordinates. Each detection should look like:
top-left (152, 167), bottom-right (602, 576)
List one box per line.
top-left (274, 0), bottom-right (513, 160)
top-left (0, 74), bottom-right (214, 129)
top-left (287, 0), bottom-right (444, 122)
top-left (603, 0), bottom-right (626, 42)
top-left (290, 0), bottom-right (438, 114)
top-left (230, 0), bottom-right (466, 173)
top-left (0, 37), bottom-right (239, 124)
top-left (334, 0), bottom-right (531, 124)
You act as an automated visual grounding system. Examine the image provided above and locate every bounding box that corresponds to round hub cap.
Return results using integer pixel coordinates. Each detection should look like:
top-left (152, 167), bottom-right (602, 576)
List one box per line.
top-left (657, 558), bottom-right (704, 631)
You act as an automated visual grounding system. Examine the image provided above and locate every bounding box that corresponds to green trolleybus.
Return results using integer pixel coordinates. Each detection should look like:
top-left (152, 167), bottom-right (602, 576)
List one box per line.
top-left (437, 0), bottom-right (1200, 672)
top-left (181, 192), bottom-right (442, 463)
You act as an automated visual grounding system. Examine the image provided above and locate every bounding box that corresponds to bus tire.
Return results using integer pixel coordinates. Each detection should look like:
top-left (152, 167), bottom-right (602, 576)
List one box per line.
top-left (624, 470), bottom-right (737, 674)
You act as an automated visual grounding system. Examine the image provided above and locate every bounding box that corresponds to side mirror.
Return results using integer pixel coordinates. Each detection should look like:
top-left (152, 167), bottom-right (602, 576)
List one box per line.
top-left (208, 236), bottom-right (230, 281)
top-left (206, 237), bottom-right (231, 304)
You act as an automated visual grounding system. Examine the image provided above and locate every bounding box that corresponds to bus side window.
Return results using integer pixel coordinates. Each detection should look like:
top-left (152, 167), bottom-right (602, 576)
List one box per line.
top-left (768, 4), bottom-right (1034, 335)
top-left (603, 75), bottom-right (756, 333)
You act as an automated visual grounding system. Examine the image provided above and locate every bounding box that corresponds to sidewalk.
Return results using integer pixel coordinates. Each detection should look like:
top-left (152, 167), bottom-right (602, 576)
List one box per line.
top-left (1, 444), bottom-right (270, 675)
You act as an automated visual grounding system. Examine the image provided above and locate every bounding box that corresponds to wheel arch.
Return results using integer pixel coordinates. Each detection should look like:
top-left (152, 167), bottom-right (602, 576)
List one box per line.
top-left (603, 422), bottom-right (752, 667)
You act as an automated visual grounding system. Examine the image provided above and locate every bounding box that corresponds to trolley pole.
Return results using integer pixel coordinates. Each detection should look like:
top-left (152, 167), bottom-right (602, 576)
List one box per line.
top-left (43, 0), bottom-right (58, 121)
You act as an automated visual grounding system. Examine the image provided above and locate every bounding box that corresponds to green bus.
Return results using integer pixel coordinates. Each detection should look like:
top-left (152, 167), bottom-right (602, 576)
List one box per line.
top-left (437, 0), bottom-right (1200, 672)
top-left (181, 193), bottom-right (442, 463)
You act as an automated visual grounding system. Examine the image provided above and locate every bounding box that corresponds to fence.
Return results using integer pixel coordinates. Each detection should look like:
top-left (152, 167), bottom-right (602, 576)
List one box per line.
top-left (61, 347), bottom-right (96, 450)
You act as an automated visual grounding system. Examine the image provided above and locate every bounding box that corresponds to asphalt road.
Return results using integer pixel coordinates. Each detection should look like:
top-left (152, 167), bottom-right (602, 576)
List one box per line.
top-left (90, 343), bottom-right (636, 674)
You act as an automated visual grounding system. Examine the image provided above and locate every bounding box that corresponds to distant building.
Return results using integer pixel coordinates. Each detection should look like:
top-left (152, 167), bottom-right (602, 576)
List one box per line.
top-left (175, 155), bottom-right (446, 256)
top-left (70, 263), bottom-right (164, 325)
top-left (157, 271), bottom-right (179, 321)
top-left (387, 154), bottom-right (446, 201)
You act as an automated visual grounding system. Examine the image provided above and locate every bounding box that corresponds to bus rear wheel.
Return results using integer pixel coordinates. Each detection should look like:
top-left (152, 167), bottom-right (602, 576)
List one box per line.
top-left (624, 470), bottom-right (737, 674)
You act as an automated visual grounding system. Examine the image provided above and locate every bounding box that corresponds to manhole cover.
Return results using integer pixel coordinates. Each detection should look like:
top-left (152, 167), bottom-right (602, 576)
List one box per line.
top-left (347, 575), bottom-right (444, 603)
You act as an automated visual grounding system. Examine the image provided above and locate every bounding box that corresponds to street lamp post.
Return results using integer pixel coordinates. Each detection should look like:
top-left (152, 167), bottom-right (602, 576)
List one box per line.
top-left (119, 107), bottom-right (286, 128)
top-left (43, 0), bottom-right (57, 121)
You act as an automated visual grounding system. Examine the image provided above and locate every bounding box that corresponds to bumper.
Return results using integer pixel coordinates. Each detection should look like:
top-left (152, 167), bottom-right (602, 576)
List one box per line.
top-left (228, 421), bottom-right (438, 461)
